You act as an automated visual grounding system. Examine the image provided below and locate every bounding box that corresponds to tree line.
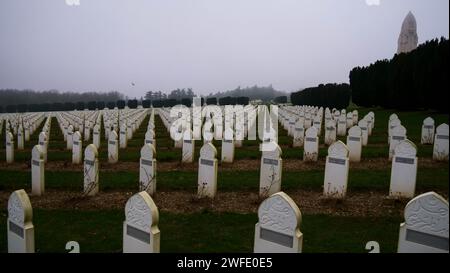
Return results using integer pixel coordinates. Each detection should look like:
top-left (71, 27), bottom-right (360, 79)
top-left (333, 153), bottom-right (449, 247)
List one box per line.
top-left (290, 83), bottom-right (351, 109)
top-left (0, 89), bottom-right (123, 108)
top-left (206, 85), bottom-right (287, 102)
top-left (349, 37), bottom-right (448, 112)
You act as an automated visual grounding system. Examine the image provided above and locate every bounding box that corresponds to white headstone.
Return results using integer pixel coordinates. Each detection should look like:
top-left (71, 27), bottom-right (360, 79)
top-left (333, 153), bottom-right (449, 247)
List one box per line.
top-left (324, 121), bottom-right (336, 146)
top-left (144, 129), bottom-right (156, 146)
top-left (221, 128), bottom-right (235, 163)
top-left (254, 192), bottom-right (302, 253)
top-left (433, 124), bottom-right (449, 161)
top-left (6, 132), bottom-right (14, 163)
top-left (123, 191), bottom-right (160, 253)
top-left (72, 131), bottom-right (82, 164)
top-left (182, 129), bottom-right (195, 163)
top-left (389, 140), bottom-right (417, 199)
top-left (388, 118), bottom-right (401, 144)
top-left (31, 145), bottom-right (45, 196)
top-left (67, 125), bottom-right (74, 150)
top-left (38, 132), bottom-right (48, 163)
top-left (358, 120), bottom-right (369, 146)
top-left (120, 123), bottom-right (128, 148)
top-left (421, 117), bottom-right (435, 145)
top-left (197, 143), bottom-right (218, 198)
top-left (293, 121), bottom-right (304, 148)
top-left (397, 192), bottom-right (448, 253)
top-left (323, 141), bottom-right (350, 199)
top-left (7, 189), bottom-right (34, 253)
top-left (139, 144), bottom-right (157, 196)
top-left (346, 112), bottom-right (353, 128)
top-left (108, 130), bottom-right (119, 163)
top-left (337, 114), bottom-right (347, 136)
top-left (259, 142), bottom-right (282, 198)
top-left (24, 125), bottom-right (30, 142)
top-left (389, 125), bottom-right (407, 160)
top-left (346, 126), bottom-right (362, 162)
top-left (303, 127), bottom-right (319, 161)
top-left (93, 124), bottom-right (101, 149)
top-left (84, 122), bottom-right (91, 141)
top-left (17, 126), bottom-right (24, 150)
top-left (352, 110), bottom-right (358, 124)
top-left (83, 144), bottom-right (99, 196)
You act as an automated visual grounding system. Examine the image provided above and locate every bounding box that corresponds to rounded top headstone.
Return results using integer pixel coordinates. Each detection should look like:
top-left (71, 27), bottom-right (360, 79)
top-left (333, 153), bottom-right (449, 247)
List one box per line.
top-left (125, 191), bottom-right (159, 232)
top-left (39, 132), bottom-right (47, 142)
top-left (73, 131), bottom-right (81, 141)
top-left (328, 140), bottom-right (349, 158)
top-left (305, 126), bottom-right (318, 137)
top-left (262, 141), bottom-right (282, 158)
top-left (394, 139), bottom-right (417, 157)
top-left (326, 120), bottom-right (335, 129)
top-left (8, 189), bottom-right (33, 226)
top-left (145, 130), bottom-right (155, 139)
top-left (200, 142), bottom-right (217, 159)
top-left (140, 143), bottom-right (156, 159)
top-left (423, 117), bottom-right (434, 126)
top-left (258, 192), bottom-right (301, 236)
top-left (84, 144), bottom-right (98, 159)
top-left (348, 126), bottom-right (362, 137)
top-left (32, 145), bottom-right (44, 160)
top-left (436, 123), bottom-right (449, 135)
top-left (392, 125), bottom-right (407, 136)
top-left (109, 130), bottom-right (118, 140)
top-left (389, 113), bottom-right (399, 121)
top-left (403, 192), bottom-right (448, 238)
top-left (295, 120), bottom-right (304, 128)
top-left (358, 120), bottom-right (368, 128)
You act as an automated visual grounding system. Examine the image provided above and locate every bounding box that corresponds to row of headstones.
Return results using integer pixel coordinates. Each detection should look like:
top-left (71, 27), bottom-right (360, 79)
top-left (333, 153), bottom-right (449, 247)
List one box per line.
top-left (281, 106), bottom-right (361, 138)
top-left (28, 140), bottom-right (156, 196)
top-left (3, 113), bottom-right (47, 163)
top-left (389, 114), bottom-right (449, 161)
top-left (2, 112), bottom-right (45, 138)
top-left (57, 109), bottom-right (148, 164)
top-left (157, 105), bottom-right (258, 145)
top-left (103, 108), bottom-right (148, 148)
top-left (420, 117), bottom-right (448, 161)
top-left (26, 127), bottom-right (433, 205)
top-left (280, 107), bottom-right (372, 156)
top-left (7, 189), bottom-right (448, 253)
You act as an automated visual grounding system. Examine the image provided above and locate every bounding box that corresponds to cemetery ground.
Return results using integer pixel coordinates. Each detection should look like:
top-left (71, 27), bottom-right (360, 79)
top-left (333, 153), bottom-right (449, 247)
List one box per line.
top-left (0, 108), bottom-right (448, 253)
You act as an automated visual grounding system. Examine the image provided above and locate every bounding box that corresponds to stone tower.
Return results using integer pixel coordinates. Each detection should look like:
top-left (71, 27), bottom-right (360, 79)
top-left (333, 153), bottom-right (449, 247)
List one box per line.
top-left (397, 11), bottom-right (418, 54)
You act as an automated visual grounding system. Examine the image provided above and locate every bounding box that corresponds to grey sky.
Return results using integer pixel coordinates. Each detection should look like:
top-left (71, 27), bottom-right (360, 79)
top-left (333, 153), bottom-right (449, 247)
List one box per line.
top-left (0, 0), bottom-right (448, 98)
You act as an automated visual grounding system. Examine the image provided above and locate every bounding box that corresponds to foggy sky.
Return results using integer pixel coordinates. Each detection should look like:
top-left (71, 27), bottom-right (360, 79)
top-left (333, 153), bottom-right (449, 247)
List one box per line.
top-left (0, 0), bottom-right (448, 98)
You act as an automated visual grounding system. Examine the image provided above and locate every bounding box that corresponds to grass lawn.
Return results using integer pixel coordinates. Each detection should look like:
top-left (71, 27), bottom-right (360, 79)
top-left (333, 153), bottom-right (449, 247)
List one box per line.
top-left (0, 167), bottom-right (447, 192)
top-left (0, 209), bottom-right (401, 253)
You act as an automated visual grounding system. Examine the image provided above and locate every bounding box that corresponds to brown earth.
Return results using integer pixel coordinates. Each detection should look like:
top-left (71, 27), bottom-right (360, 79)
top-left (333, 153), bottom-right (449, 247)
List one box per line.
top-left (2, 189), bottom-right (446, 217)
top-left (0, 157), bottom-right (446, 172)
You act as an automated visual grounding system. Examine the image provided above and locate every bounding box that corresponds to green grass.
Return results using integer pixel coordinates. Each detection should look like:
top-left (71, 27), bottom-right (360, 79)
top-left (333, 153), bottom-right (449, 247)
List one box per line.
top-left (0, 167), bottom-right (447, 193)
top-left (0, 209), bottom-right (401, 253)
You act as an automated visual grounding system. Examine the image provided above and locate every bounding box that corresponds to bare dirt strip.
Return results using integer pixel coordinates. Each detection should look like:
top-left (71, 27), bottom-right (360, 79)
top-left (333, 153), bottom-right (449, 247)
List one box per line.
top-left (0, 157), bottom-right (446, 172)
top-left (1, 189), bottom-right (447, 217)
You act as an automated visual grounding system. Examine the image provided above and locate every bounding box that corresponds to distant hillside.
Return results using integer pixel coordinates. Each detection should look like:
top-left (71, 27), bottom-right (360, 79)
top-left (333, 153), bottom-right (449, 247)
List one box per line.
top-left (0, 89), bottom-right (124, 107)
top-left (206, 85), bottom-right (287, 102)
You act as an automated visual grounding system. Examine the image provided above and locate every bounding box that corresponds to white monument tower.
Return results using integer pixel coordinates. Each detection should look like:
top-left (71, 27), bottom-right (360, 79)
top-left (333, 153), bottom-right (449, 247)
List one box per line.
top-left (397, 11), bottom-right (418, 54)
